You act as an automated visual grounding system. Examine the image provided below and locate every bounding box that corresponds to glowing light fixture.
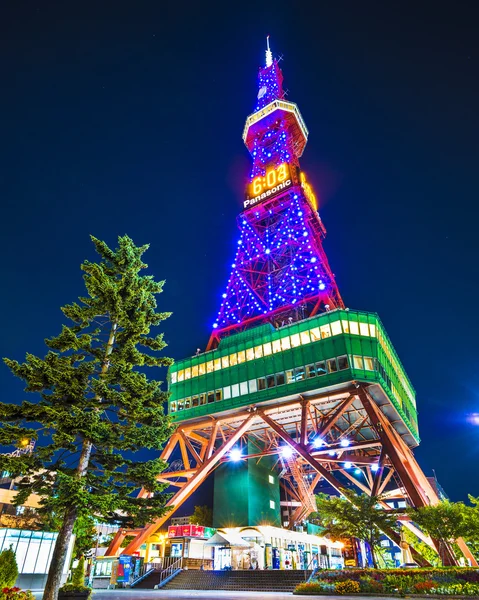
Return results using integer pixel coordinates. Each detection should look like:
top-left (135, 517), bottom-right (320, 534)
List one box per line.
top-left (344, 462), bottom-right (352, 469)
top-left (340, 439), bottom-right (350, 448)
top-left (281, 446), bottom-right (294, 459)
top-left (230, 448), bottom-right (242, 462)
top-left (312, 438), bottom-right (324, 448)
top-left (371, 464), bottom-right (379, 472)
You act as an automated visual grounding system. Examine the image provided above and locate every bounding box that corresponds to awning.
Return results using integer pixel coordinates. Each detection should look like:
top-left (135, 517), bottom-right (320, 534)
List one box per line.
top-left (204, 532), bottom-right (251, 548)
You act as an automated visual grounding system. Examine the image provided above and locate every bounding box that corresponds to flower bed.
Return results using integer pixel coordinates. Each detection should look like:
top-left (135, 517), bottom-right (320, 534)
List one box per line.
top-left (293, 568), bottom-right (479, 596)
top-left (0, 588), bottom-right (35, 600)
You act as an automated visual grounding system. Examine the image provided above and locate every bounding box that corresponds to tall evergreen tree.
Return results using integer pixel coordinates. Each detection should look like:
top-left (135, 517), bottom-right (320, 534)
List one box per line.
top-left (0, 236), bottom-right (173, 600)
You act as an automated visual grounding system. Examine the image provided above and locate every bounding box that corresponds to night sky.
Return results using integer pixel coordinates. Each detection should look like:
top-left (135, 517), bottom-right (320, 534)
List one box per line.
top-left (1, 2), bottom-right (478, 504)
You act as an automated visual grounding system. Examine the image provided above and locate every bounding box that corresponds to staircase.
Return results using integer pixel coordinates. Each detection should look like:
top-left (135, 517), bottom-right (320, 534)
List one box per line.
top-left (162, 569), bottom-right (312, 592)
top-left (132, 570), bottom-right (162, 589)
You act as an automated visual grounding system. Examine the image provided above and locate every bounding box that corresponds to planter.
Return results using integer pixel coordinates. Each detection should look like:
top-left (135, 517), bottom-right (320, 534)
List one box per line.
top-left (58, 591), bottom-right (91, 600)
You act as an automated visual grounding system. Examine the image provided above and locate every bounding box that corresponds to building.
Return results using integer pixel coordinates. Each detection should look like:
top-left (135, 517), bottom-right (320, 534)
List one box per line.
top-left (106, 41), bottom-right (473, 569)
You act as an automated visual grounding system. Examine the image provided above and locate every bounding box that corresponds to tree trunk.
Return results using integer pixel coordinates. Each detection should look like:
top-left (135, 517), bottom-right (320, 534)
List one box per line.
top-left (43, 439), bottom-right (93, 600)
top-left (369, 541), bottom-right (378, 569)
top-left (42, 505), bottom-right (78, 600)
top-left (43, 323), bottom-right (117, 600)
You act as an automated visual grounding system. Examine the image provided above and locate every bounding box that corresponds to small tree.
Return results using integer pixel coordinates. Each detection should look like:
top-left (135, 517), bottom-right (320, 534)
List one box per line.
top-left (408, 501), bottom-right (467, 565)
top-left (0, 547), bottom-right (19, 588)
top-left (60, 556), bottom-right (89, 597)
top-left (0, 236), bottom-right (174, 600)
top-left (190, 506), bottom-right (213, 527)
top-left (314, 490), bottom-right (399, 568)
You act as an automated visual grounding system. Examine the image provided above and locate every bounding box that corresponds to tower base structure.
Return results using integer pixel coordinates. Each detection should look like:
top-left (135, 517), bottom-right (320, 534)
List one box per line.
top-left (106, 313), bottom-right (476, 567)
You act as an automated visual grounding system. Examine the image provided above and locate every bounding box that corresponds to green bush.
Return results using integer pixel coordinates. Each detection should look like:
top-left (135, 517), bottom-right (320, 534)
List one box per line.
top-left (0, 548), bottom-right (18, 588)
top-left (60, 556), bottom-right (91, 598)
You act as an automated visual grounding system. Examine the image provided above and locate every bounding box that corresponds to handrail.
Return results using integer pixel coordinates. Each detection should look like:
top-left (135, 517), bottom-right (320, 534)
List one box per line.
top-left (156, 557), bottom-right (183, 588)
top-left (305, 552), bottom-right (319, 582)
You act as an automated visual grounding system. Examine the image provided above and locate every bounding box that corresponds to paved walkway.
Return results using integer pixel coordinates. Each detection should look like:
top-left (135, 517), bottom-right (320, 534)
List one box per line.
top-left (34, 590), bottom-right (398, 600)
top-left (92, 591), bottom-right (397, 600)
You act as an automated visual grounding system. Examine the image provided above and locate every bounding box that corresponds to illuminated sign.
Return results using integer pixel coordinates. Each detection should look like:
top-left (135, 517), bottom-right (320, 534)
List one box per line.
top-left (245, 163), bottom-right (292, 208)
top-left (168, 524), bottom-right (215, 538)
top-left (300, 172), bottom-right (317, 211)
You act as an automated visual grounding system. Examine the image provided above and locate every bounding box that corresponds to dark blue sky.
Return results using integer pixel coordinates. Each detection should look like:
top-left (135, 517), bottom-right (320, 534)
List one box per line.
top-left (1, 2), bottom-right (478, 502)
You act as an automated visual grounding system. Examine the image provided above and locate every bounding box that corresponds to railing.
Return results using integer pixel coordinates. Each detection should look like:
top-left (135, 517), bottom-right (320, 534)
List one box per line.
top-left (305, 553), bottom-right (319, 582)
top-left (156, 557), bottom-right (183, 588)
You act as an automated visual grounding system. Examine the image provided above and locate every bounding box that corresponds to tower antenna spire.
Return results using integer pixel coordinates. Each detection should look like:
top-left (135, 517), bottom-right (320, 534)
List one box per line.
top-left (265, 35), bottom-right (273, 67)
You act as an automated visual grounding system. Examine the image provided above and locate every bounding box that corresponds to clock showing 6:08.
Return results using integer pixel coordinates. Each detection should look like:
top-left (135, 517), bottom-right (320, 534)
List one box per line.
top-left (251, 163), bottom-right (291, 194)
top-left (244, 163), bottom-right (294, 208)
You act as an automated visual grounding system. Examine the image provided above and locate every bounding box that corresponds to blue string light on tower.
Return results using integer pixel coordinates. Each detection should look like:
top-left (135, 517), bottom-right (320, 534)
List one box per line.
top-left (209, 37), bottom-right (344, 348)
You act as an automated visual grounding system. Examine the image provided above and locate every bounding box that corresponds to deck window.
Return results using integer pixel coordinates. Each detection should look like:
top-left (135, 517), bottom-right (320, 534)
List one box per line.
top-left (338, 355), bottom-right (349, 370)
top-left (316, 361), bottom-right (327, 375)
top-left (229, 353), bottom-right (238, 366)
top-left (353, 355), bottom-right (364, 369)
top-left (349, 321), bottom-right (359, 335)
top-left (192, 395), bottom-right (199, 407)
top-left (263, 342), bottom-right (272, 356)
top-left (364, 357), bottom-right (374, 371)
top-left (171, 372), bottom-right (177, 384)
top-left (170, 401), bottom-right (177, 412)
top-left (221, 356), bottom-right (229, 369)
top-left (206, 361), bottom-right (214, 373)
top-left (267, 374), bottom-right (276, 388)
top-left (320, 324), bottom-right (331, 339)
top-left (254, 345), bottom-right (263, 359)
top-left (327, 358), bottom-right (338, 373)
top-left (184, 368), bottom-right (191, 380)
top-left (214, 358), bottom-right (221, 371)
top-left (360, 323), bottom-right (369, 337)
top-left (199, 393), bottom-right (206, 405)
top-left (290, 333), bottom-right (301, 348)
top-left (276, 372), bottom-right (285, 386)
top-left (331, 321), bottom-right (342, 336)
top-left (237, 350), bottom-right (246, 364)
top-left (246, 347), bottom-right (255, 361)
top-left (258, 377), bottom-right (267, 391)
top-left (272, 339), bottom-right (282, 353)
top-left (306, 364), bottom-right (317, 378)
top-left (281, 336), bottom-right (291, 351)
top-left (300, 330), bottom-right (311, 345)
top-left (198, 363), bottom-right (206, 376)
top-left (207, 392), bottom-right (215, 404)
top-left (310, 327), bottom-right (321, 342)
top-left (231, 384), bottom-right (240, 397)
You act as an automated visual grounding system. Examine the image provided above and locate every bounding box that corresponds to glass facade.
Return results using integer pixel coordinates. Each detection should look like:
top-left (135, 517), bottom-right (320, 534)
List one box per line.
top-left (0, 529), bottom-right (61, 574)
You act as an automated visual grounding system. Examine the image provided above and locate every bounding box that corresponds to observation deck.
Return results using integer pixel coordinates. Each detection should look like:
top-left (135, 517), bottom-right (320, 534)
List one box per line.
top-left (167, 309), bottom-right (419, 447)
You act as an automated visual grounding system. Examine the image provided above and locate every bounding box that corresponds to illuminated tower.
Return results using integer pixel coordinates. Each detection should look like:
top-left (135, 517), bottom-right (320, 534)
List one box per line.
top-left (107, 41), bottom-right (475, 568)
top-left (209, 37), bottom-right (343, 348)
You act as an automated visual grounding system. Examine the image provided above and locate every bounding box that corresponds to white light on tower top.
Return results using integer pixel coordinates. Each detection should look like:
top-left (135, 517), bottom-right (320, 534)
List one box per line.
top-left (265, 35), bottom-right (273, 67)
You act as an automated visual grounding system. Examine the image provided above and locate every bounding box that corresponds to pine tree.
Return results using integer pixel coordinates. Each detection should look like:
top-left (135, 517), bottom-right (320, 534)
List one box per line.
top-left (0, 235), bottom-right (173, 600)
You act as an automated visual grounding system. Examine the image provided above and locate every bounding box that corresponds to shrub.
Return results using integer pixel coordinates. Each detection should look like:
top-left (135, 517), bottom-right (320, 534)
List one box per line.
top-left (59, 556), bottom-right (91, 598)
top-left (0, 589), bottom-right (34, 600)
top-left (359, 576), bottom-right (384, 593)
top-left (335, 580), bottom-right (360, 594)
top-left (0, 549), bottom-right (18, 589)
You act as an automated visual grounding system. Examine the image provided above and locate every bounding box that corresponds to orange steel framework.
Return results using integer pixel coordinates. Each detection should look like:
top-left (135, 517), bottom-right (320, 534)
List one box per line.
top-left (106, 384), bottom-right (477, 567)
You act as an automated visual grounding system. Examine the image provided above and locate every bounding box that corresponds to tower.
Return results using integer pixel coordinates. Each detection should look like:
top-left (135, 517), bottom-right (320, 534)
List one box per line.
top-left (107, 42), bottom-right (476, 568)
top-left (209, 38), bottom-right (343, 349)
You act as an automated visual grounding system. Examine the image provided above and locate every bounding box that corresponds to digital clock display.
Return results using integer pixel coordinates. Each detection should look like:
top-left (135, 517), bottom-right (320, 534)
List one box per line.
top-left (244, 163), bottom-right (293, 208)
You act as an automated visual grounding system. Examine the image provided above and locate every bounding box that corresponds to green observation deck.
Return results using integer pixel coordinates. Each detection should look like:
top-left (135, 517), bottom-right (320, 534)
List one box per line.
top-left (168, 309), bottom-right (419, 446)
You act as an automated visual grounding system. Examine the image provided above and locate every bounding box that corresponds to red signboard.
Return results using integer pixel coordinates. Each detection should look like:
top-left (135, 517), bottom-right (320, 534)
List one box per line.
top-left (168, 524), bottom-right (205, 538)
